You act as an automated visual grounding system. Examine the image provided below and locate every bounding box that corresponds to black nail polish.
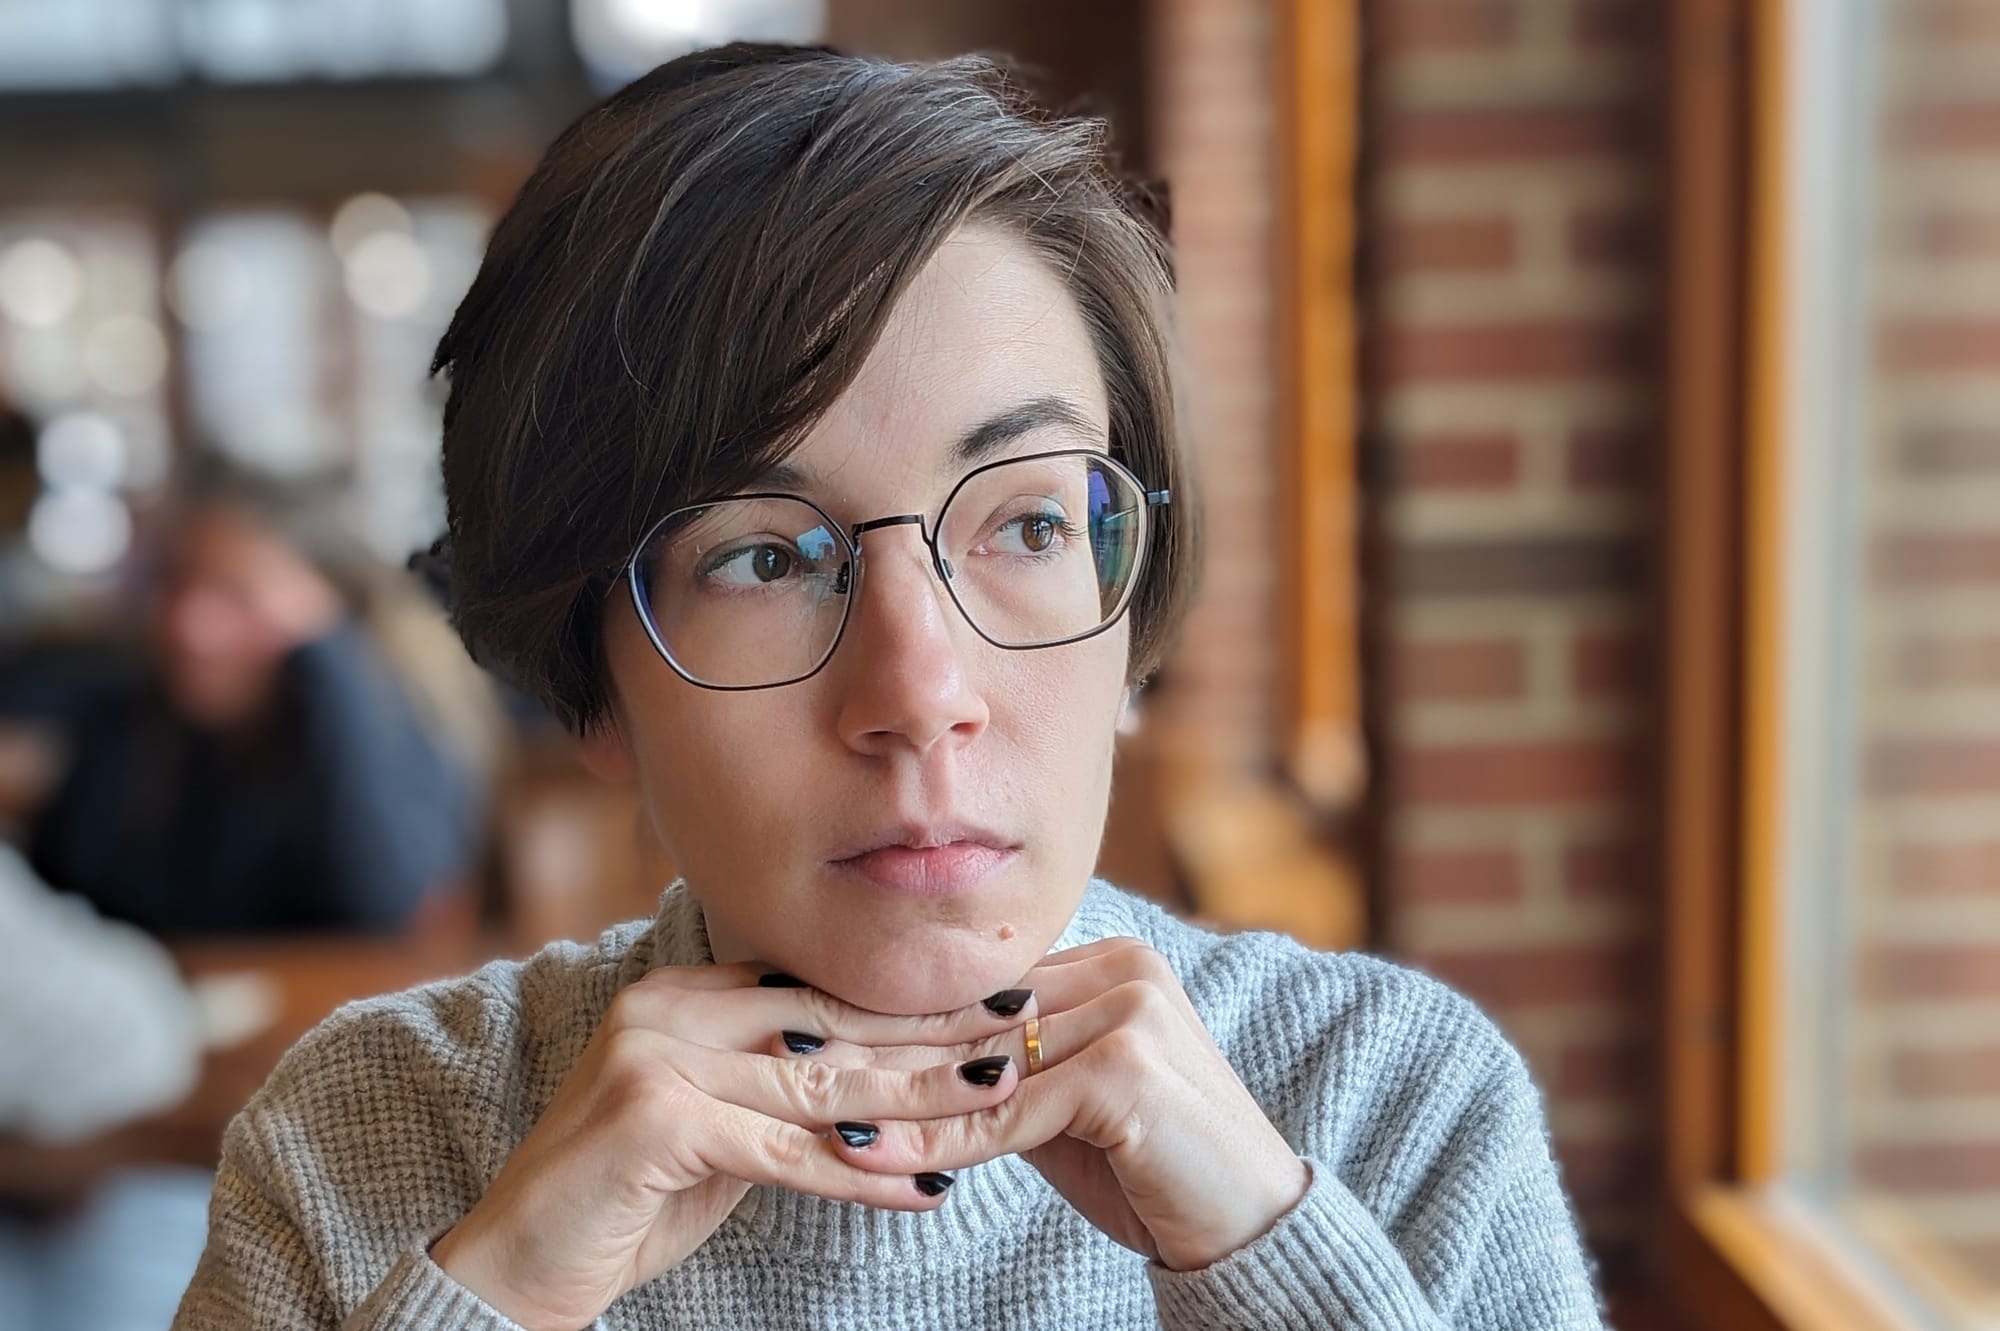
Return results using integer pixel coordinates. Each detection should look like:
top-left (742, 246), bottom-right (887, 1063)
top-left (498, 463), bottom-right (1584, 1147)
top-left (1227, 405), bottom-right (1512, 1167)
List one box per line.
top-left (782, 1030), bottom-right (825, 1055)
top-left (834, 1122), bottom-right (880, 1149)
top-left (981, 988), bottom-right (1032, 1018)
top-left (958, 1055), bottom-right (1011, 1087)
top-left (758, 972), bottom-right (807, 988)
top-left (913, 1172), bottom-right (955, 1197)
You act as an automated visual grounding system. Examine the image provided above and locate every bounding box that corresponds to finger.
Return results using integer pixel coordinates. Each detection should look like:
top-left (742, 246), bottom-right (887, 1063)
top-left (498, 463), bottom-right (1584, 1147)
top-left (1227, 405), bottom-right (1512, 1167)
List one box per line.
top-left (829, 1057), bottom-right (1103, 1174)
top-left (1020, 940), bottom-right (1205, 1032)
top-left (667, 1036), bottom-right (1020, 1128)
top-left (834, 983), bottom-right (1178, 1173)
top-left (694, 1100), bottom-right (954, 1210)
top-left (764, 1028), bottom-right (1020, 1073)
top-left (619, 982), bottom-right (1036, 1054)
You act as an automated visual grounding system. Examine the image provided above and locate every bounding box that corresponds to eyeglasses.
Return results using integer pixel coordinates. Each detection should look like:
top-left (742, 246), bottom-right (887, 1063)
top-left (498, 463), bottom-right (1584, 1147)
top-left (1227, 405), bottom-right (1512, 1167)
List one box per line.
top-left (620, 448), bottom-right (1171, 691)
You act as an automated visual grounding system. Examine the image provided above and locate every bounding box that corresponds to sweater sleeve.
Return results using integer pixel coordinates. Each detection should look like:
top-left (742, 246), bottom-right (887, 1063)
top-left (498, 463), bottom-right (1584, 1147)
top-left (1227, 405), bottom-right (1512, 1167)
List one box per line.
top-left (171, 971), bottom-right (538, 1331)
top-left (170, 1113), bottom-right (524, 1331)
top-left (1141, 930), bottom-right (1607, 1331)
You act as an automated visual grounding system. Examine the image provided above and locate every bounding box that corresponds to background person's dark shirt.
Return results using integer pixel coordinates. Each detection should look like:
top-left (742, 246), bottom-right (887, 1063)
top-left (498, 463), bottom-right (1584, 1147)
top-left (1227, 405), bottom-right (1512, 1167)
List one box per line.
top-left (24, 623), bottom-right (481, 936)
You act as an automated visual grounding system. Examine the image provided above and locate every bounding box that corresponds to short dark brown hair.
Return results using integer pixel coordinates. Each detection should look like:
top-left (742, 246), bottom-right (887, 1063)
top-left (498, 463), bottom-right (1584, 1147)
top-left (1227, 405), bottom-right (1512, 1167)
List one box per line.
top-left (434, 42), bottom-right (1199, 732)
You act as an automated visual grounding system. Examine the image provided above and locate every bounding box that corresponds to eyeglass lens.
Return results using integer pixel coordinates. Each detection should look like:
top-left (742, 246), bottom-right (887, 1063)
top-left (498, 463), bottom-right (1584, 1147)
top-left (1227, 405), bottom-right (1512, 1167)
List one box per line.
top-left (631, 452), bottom-right (1147, 688)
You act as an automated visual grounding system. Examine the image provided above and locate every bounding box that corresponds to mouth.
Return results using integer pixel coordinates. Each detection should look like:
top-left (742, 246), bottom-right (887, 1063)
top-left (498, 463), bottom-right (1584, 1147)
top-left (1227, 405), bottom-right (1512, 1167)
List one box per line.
top-left (829, 824), bottom-right (1018, 898)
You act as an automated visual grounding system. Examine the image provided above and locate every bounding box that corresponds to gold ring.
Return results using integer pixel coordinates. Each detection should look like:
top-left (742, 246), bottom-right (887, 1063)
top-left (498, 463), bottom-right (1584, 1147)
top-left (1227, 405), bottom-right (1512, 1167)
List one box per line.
top-left (1023, 1014), bottom-right (1044, 1076)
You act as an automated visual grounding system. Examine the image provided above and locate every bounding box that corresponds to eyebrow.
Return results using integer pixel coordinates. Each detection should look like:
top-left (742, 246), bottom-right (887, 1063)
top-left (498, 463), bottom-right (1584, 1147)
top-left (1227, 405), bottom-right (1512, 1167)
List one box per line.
top-left (741, 395), bottom-right (1103, 492)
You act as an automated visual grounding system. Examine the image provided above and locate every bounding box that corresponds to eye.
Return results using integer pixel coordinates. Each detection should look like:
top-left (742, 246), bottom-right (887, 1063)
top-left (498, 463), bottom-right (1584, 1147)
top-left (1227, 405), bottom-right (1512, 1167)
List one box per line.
top-left (705, 543), bottom-right (797, 586)
top-left (991, 510), bottom-right (1068, 556)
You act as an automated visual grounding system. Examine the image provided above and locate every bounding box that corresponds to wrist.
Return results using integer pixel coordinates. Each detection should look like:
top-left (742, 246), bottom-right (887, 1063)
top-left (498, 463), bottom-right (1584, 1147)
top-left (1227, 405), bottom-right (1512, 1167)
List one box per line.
top-left (429, 1219), bottom-right (574, 1331)
top-left (1158, 1156), bottom-right (1312, 1272)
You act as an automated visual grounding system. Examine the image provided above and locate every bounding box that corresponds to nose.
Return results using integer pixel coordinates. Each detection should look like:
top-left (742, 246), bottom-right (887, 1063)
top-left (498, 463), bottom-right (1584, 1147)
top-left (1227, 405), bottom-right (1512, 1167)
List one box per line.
top-left (832, 524), bottom-right (990, 759)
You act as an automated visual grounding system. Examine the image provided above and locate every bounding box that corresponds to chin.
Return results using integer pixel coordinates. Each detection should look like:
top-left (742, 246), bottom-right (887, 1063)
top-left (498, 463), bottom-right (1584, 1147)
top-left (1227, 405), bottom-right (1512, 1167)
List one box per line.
top-left (810, 930), bottom-right (1036, 1016)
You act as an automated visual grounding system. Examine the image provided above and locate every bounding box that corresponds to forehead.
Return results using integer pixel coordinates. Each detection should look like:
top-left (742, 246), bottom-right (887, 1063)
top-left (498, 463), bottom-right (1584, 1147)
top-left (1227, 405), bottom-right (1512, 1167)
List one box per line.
top-left (785, 226), bottom-right (1111, 490)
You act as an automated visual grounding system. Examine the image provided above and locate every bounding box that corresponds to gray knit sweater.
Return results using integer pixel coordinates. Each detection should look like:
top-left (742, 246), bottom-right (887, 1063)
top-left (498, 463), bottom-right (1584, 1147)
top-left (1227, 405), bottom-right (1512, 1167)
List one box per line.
top-left (171, 880), bottom-right (1607, 1330)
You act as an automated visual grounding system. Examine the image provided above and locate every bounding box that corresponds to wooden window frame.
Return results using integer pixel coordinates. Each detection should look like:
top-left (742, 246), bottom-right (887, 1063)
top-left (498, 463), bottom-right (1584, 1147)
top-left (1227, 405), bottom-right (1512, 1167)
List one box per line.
top-left (1661, 5), bottom-right (1965, 1329)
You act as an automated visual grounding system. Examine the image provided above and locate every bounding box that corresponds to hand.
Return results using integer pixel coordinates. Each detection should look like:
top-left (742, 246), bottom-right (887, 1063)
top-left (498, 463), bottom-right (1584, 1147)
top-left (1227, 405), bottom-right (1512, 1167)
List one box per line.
top-left (819, 939), bottom-right (1311, 1271)
top-left (429, 965), bottom-right (1025, 1331)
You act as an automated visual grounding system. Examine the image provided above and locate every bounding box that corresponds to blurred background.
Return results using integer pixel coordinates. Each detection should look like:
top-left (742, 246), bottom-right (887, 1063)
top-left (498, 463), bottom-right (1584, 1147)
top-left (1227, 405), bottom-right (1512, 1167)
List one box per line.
top-left (0, 2), bottom-right (1994, 1329)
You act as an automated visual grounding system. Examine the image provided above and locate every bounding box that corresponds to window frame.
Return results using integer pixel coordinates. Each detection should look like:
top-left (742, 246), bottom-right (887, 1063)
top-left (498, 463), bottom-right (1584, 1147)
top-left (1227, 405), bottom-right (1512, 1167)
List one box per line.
top-left (1660, 4), bottom-right (1983, 1329)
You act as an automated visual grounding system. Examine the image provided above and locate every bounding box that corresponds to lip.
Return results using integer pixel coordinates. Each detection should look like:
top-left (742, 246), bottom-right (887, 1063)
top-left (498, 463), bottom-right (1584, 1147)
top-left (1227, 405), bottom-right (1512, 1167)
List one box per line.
top-left (829, 824), bottom-right (1018, 898)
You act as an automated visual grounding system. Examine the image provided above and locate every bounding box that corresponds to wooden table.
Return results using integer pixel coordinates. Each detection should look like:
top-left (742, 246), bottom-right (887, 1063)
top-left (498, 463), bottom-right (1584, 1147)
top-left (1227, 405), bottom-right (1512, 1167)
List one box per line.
top-left (0, 933), bottom-right (499, 1203)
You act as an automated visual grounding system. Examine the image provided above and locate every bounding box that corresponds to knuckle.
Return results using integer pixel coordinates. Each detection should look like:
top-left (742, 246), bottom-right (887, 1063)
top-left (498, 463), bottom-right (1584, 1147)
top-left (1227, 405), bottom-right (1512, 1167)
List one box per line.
top-left (787, 1055), bottom-right (842, 1119)
top-left (758, 1124), bottom-right (816, 1174)
top-left (1108, 978), bottom-right (1174, 1027)
top-left (1096, 1024), bottom-right (1152, 1075)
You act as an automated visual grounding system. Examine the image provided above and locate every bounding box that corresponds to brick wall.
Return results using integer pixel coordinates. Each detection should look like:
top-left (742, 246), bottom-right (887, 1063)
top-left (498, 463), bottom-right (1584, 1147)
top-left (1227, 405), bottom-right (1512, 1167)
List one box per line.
top-left (1850, 0), bottom-right (2000, 1285)
top-left (1355, 0), bottom-right (1661, 1273)
top-left (1150, 0), bottom-right (1283, 779)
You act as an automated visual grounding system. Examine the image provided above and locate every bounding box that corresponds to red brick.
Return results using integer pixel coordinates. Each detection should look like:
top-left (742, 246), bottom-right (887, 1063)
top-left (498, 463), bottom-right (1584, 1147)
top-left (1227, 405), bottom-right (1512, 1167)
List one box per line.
top-left (1381, 217), bottom-right (1518, 273)
top-left (1863, 944), bottom-right (2000, 1000)
top-left (1380, 104), bottom-right (1650, 164)
top-left (1567, 209), bottom-right (1654, 266)
top-left (1567, 424), bottom-right (1646, 490)
top-left (1378, 2), bottom-right (1516, 53)
top-left (1868, 739), bottom-right (2000, 796)
top-left (1572, 628), bottom-right (1642, 697)
top-left (1422, 941), bottom-right (1648, 1008)
top-left (1558, 1036), bottom-right (1649, 1099)
top-left (1403, 431), bottom-right (1522, 490)
top-left (1879, 319), bottom-right (2000, 371)
top-left (1564, 836), bottom-right (1638, 900)
top-left (1554, 1136), bottom-right (1654, 1208)
top-left (1398, 846), bottom-right (1525, 904)
top-left (1855, 1139), bottom-right (2000, 1192)
top-left (1378, 319), bottom-right (1652, 384)
top-left (1890, 102), bottom-right (2000, 154)
top-left (1900, 428), bottom-right (2000, 477)
top-left (1890, 839), bottom-right (2000, 894)
top-left (1903, 0), bottom-right (2000, 43)
top-left (1406, 739), bottom-right (1635, 807)
top-left (1572, 1), bottom-right (1656, 49)
top-left (1399, 636), bottom-right (1529, 701)
top-left (1874, 532), bottom-right (2000, 588)
top-left (1909, 211), bottom-right (2000, 258)
top-left (1890, 1046), bottom-right (2000, 1097)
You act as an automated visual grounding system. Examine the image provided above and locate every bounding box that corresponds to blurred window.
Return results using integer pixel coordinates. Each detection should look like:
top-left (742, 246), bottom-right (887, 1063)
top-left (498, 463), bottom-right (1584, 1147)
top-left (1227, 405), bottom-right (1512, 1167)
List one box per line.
top-left (569, 0), bottom-right (823, 90)
top-left (0, 0), bottom-right (506, 89)
top-left (1778, 0), bottom-right (2000, 1323)
top-left (0, 213), bottom-right (170, 581)
top-left (177, 196), bottom-right (491, 559)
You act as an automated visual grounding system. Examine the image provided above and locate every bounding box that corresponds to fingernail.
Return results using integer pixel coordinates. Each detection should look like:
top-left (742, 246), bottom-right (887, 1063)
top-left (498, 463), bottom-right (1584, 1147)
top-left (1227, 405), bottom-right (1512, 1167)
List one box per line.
top-left (834, 1122), bottom-right (880, 1149)
top-left (981, 988), bottom-right (1032, 1018)
top-left (913, 1172), bottom-right (955, 1196)
top-left (958, 1055), bottom-right (1011, 1087)
top-left (759, 972), bottom-right (808, 988)
top-left (782, 1030), bottom-right (825, 1055)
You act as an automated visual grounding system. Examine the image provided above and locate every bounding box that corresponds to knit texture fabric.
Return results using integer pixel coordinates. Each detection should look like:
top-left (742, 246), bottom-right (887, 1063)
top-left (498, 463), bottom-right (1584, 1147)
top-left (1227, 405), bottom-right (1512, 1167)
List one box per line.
top-left (172, 880), bottom-right (1608, 1330)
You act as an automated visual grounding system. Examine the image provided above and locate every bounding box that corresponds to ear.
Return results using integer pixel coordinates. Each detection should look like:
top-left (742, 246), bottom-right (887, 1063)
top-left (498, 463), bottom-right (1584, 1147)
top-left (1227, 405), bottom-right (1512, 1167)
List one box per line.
top-left (577, 717), bottom-right (638, 784)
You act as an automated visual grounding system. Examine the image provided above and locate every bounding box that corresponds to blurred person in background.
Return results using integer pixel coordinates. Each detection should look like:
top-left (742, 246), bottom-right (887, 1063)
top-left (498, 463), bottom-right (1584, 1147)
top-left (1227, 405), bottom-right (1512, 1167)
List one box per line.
top-left (0, 388), bottom-right (54, 640)
top-left (0, 840), bottom-right (211, 1331)
top-left (19, 453), bottom-right (499, 936)
top-left (174, 44), bottom-right (1603, 1331)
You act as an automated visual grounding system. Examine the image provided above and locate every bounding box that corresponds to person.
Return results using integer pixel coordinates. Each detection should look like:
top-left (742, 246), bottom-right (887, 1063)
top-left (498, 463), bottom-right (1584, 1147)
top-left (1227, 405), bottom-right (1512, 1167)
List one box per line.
top-left (0, 842), bottom-right (213, 1331)
top-left (173, 43), bottom-right (1608, 1330)
top-left (24, 456), bottom-right (496, 936)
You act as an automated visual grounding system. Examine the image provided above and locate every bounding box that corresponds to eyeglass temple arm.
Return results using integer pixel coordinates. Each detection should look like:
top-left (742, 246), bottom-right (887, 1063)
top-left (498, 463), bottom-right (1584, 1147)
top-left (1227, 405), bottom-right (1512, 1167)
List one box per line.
top-left (1145, 489), bottom-right (1172, 507)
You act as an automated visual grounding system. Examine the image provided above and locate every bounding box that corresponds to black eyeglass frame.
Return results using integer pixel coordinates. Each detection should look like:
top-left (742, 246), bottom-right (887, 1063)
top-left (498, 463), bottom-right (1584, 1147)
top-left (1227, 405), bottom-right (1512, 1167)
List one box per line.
top-left (618, 447), bottom-right (1173, 692)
